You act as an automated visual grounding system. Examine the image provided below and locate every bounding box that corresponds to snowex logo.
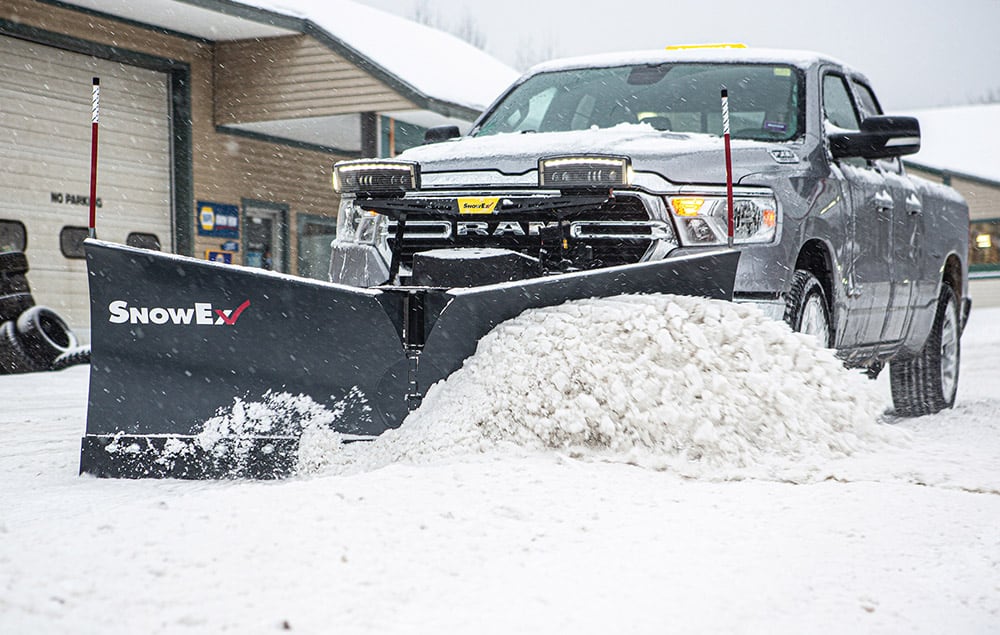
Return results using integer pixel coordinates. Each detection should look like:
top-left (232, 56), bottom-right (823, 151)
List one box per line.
top-left (108, 299), bottom-right (251, 326)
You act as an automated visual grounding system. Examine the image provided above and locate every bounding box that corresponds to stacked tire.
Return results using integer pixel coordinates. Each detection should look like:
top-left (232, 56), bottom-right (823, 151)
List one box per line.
top-left (0, 251), bottom-right (89, 374)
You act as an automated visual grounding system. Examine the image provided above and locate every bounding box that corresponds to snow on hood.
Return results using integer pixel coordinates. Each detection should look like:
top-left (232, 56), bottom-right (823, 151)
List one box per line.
top-left (400, 124), bottom-right (785, 185)
top-left (233, 0), bottom-right (518, 112)
top-left (299, 294), bottom-right (895, 479)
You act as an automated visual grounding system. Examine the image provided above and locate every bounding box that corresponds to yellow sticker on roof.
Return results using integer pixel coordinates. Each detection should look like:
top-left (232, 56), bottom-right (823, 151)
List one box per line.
top-left (665, 43), bottom-right (746, 50)
top-left (458, 197), bottom-right (500, 214)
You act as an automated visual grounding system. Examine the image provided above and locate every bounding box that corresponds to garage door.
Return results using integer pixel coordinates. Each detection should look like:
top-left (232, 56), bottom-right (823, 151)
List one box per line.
top-left (0, 35), bottom-right (173, 343)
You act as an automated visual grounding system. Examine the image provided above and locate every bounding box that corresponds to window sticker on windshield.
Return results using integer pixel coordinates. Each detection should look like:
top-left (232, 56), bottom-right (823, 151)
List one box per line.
top-left (764, 121), bottom-right (788, 132)
top-left (773, 67), bottom-right (792, 77)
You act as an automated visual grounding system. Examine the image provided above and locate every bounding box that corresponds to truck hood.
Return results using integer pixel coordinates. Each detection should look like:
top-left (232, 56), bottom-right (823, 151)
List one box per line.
top-left (398, 124), bottom-right (799, 187)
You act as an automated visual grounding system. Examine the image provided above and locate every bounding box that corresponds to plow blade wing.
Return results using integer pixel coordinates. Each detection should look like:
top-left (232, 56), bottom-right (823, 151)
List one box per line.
top-left (80, 240), bottom-right (409, 478)
top-left (79, 242), bottom-right (737, 479)
top-left (416, 249), bottom-right (740, 393)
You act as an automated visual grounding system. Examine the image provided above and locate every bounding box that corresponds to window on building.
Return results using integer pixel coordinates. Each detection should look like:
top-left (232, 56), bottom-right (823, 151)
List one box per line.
top-left (126, 232), bottom-right (161, 250)
top-left (0, 220), bottom-right (27, 253)
top-left (60, 226), bottom-right (89, 259)
top-left (297, 214), bottom-right (337, 280)
top-left (970, 219), bottom-right (1000, 271)
top-left (380, 116), bottom-right (431, 157)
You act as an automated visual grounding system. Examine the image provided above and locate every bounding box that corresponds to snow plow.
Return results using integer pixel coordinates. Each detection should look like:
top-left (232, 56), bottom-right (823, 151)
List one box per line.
top-left (79, 236), bottom-right (738, 478)
top-left (79, 46), bottom-right (971, 478)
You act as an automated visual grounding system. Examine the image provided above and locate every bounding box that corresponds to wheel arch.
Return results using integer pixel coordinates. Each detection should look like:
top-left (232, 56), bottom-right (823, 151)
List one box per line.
top-left (942, 252), bottom-right (968, 332)
top-left (942, 252), bottom-right (963, 296)
top-left (793, 239), bottom-right (836, 322)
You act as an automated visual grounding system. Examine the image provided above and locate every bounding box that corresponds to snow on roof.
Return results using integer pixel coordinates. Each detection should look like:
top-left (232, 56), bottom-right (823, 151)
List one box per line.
top-left (904, 103), bottom-right (1000, 184)
top-left (527, 47), bottom-right (841, 76)
top-left (233, 0), bottom-right (519, 114)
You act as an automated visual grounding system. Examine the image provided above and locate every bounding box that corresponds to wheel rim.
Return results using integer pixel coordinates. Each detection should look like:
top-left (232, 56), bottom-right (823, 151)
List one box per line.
top-left (939, 298), bottom-right (959, 400)
top-left (800, 293), bottom-right (830, 348)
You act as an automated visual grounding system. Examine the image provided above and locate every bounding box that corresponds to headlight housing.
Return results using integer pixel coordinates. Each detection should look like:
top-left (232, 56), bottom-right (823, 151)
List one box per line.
top-left (667, 195), bottom-right (778, 245)
top-left (332, 160), bottom-right (419, 195)
top-left (336, 197), bottom-right (387, 246)
top-left (539, 155), bottom-right (633, 190)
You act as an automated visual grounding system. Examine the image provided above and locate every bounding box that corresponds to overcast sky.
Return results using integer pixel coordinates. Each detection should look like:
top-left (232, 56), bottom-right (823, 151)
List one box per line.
top-left (356, 0), bottom-right (1000, 111)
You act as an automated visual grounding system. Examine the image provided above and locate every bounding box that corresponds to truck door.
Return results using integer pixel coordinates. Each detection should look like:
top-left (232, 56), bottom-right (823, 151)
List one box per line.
top-left (823, 73), bottom-right (892, 347)
top-left (850, 79), bottom-right (922, 346)
top-left (878, 163), bottom-right (922, 344)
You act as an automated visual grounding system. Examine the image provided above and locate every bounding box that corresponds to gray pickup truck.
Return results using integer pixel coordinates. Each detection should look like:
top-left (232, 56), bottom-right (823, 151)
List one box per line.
top-left (330, 46), bottom-right (970, 417)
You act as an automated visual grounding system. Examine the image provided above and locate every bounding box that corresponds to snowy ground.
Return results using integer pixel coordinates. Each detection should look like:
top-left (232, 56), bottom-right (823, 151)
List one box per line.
top-left (2, 302), bottom-right (999, 634)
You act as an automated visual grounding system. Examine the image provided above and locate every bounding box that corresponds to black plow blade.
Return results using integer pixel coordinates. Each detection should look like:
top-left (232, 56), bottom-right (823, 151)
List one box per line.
top-left (79, 240), bottom-right (737, 478)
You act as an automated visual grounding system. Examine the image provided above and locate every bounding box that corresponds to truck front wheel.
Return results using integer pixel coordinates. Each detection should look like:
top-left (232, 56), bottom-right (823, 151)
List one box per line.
top-left (889, 284), bottom-right (960, 417)
top-left (783, 270), bottom-right (832, 348)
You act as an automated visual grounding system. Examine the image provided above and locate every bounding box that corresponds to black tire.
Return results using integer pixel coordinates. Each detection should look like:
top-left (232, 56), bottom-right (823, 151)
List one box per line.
top-left (783, 270), bottom-right (832, 348)
top-left (0, 251), bottom-right (34, 322)
top-left (0, 319), bottom-right (39, 374)
top-left (50, 346), bottom-right (91, 371)
top-left (890, 284), bottom-right (960, 417)
top-left (0, 251), bottom-right (29, 275)
top-left (15, 306), bottom-right (77, 369)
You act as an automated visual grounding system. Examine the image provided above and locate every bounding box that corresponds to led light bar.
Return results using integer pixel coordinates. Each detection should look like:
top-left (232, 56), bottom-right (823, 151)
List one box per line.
top-left (333, 160), bottom-right (420, 194)
top-left (538, 155), bottom-right (632, 190)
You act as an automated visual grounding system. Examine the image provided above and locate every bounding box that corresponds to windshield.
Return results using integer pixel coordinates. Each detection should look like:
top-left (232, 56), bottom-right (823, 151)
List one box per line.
top-left (474, 63), bottom-right (804, 142)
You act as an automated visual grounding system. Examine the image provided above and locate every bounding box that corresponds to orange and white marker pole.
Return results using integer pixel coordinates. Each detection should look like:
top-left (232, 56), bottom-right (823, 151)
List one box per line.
top-left (88, 77), bottom-right (100, 239)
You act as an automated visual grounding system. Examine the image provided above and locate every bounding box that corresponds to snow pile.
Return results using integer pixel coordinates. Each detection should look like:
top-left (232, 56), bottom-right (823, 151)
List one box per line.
top-left (104, 389), bottom-right (371, 476)
top-left (301, 294), bottom-right (896, 478)
top-left (196, 388), bottom-right (369, 446)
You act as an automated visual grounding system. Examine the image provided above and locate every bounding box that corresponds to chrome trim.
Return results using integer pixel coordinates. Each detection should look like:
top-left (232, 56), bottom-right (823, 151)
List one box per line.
top-left (381, 192), bottom-right (679, 262)
top-left (673, 184), bottom-right (775, 197)
top-left (385, 220), bottom-right (452, 239)
top-left (569, 220), bottom-right (673, 241)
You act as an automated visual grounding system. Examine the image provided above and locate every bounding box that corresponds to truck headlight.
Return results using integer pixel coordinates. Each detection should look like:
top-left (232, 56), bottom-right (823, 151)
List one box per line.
top-left (332, 160), bottom-right (419, 195)
top-left (667, 195), bottom-right (778, 245)
top-left (336, 197), bottom-right (387, 246)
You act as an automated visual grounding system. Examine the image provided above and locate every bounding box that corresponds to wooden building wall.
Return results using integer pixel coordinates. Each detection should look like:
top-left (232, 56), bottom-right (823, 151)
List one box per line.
top-left (2, 0), bottom-right (352, 274)
top-left (214, 35), bottom-right (416, 123)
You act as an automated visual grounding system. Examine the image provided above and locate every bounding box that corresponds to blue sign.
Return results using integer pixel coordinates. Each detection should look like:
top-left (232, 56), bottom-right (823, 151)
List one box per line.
top-left (221, 240), bottom-right (239, 252)
top-left (197, 201), bottom-right (239, 238)
top-left (205, 250), bottom-right (233, 264)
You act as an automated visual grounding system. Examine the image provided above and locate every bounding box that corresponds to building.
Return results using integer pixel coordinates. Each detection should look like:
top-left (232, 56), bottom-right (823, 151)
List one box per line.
top-left (0, 0), bottom-right (518, 341)
top-left (904, 103), bottom-right (1000, 308)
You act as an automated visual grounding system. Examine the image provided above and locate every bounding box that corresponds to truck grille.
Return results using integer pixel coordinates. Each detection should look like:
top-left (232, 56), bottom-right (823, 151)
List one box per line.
top-left (387, 194), bottom-right (662, 271)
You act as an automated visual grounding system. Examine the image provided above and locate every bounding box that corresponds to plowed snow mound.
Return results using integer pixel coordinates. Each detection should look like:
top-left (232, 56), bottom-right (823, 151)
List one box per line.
top-left (300, 294), bottom-right (897, 477)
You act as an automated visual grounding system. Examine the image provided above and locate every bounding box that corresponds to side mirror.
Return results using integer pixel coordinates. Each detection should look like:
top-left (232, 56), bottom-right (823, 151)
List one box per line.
top-left (424, 125), bottom-right (461, 144)
top-left (830, 115), bottom-right (920, 160)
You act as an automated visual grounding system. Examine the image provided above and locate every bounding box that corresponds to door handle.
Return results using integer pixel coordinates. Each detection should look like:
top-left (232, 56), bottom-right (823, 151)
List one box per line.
top-left (905, 193), bottom-right (923, 216)
top-left (873, 190), bottom-right (894, 212)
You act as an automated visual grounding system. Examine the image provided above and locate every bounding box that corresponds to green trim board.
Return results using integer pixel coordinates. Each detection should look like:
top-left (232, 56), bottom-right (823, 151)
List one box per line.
top-left (215, 125), bottom-right (359, 158)
top-left (905, 161), bottom-right (1000, 190)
